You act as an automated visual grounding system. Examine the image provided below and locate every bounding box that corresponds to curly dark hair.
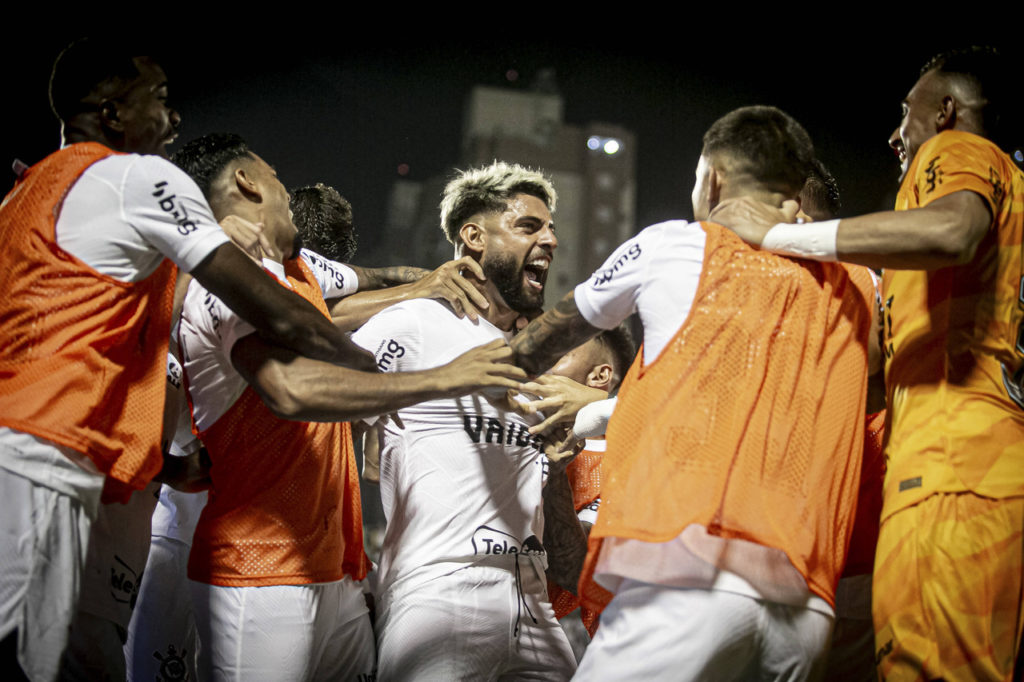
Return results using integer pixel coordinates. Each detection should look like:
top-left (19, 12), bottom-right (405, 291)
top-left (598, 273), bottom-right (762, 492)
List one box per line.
top-left (289, 184), bottom-right (357, 263)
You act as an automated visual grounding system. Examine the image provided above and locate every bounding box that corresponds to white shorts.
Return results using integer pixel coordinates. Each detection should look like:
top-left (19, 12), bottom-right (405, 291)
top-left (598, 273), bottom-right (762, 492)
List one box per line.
top-left (125, 535), bottom-right (197, 682)
top-left (61, 483), bottom-right (160, 680)
top-left (190, 576), bottom-right (375, 681)
top-left (573, 579), bottom-right (833, 682)
top-left (0, 434), bottom-right (104, 681)
top-left (376, 561), bottom-right (576, 681)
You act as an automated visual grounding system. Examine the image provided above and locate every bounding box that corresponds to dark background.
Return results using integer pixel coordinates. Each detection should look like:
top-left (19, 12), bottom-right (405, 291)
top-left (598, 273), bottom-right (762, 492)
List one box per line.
top-left (6, 25), bottom-right (1020, 267)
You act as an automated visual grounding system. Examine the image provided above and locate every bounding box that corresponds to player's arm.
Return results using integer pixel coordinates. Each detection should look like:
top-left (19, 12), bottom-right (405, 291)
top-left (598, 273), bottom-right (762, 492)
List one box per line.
top-left (328, 256), bottom-right (491, 330)
top-left (542, 437), bottom-right (589, 594)
top-left (347, 264), bottom-right (431, 288)
top-left (130, 158), bottom-right (368, 367)
top-left (190, 243), bottom-right (375, 369)
top-left (230, 336), bottom-right (526, 422)
top-left (709, 190), bottom-right (992, 270)
top-left (510, 292), bottom-right (603, 377)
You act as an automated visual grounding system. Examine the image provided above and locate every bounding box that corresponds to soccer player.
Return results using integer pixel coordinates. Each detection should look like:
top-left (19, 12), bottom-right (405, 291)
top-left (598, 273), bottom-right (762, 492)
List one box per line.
top-left (0, 39), bottom-right (368, 680)
top-left (350, 161), bottom-right (577, 680)
top-left (714, 47), bottom-right (1024, 680)
top-left (171, 134), bottom-right (529, 680)
top-left (511, 106), bottom-right (876, 680)
top-left (529, 327), bottom-right (636, 644)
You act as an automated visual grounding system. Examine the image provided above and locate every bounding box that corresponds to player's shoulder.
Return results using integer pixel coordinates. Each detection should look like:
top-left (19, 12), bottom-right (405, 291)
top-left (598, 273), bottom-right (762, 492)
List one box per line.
top-left (918, 130), bottom-right (1003, 166)
top-left (384, 297), bottom-right (454, 318)
top-left (359, 297), bottom-right (454, 339)
top-left (639, 219), bottom-right (701, 240)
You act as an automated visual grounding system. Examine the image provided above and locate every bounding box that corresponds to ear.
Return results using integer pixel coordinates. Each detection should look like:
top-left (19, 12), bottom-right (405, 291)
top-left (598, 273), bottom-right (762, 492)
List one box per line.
top-left (707, 165), bottom-right (724, 211)
top-left (459, 222), bottom-right (485, 256)
top-left (233, 167), bottom-right (262, 203)
top-left (585, 363), bottom-right (614, 390)
top-left (937, 95), bottom-right (957, 132)
top-left (99, 100), bottom-right (124, 132)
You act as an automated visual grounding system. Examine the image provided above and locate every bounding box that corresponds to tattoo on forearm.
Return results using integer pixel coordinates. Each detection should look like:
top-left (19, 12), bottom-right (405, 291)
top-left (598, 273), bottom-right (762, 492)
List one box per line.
top-left (543, 468), bottom-right (588, 594)
top-left (513, 293), bottom-right (600, 375)
top-left (367, 266), bottom-right (431, 287)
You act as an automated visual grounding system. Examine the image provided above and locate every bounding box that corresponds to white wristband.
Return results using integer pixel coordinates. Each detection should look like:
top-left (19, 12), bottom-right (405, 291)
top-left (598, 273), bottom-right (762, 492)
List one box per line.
top-left (760, 219), bottom-right (839, 262)
top-left (573, 397), bottom-right (617, 439)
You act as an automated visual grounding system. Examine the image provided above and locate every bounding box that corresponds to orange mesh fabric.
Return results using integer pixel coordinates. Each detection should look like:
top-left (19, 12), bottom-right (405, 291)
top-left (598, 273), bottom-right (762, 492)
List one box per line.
top-left (548, 443), bottom-right (604, 636)
top-left (189, 257), bottom-right (369, 586)
top-left (567, 444), bottom-right (602, 510)
top-left (581, 222), bottom-right (873, 607)
top-left (0, 143), bottom-right (176, 496)
top-left (882, 131), bottom-right (1024, 520)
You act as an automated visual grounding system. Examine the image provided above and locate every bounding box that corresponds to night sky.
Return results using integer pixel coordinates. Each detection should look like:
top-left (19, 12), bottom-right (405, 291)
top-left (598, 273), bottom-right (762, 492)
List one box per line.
top-left (7, 26), bottom-right (1020, 268)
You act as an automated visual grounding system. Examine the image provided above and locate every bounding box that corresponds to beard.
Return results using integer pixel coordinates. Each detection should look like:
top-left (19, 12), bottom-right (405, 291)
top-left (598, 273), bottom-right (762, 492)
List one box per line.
top-left (483, 251), bottom-right (544, 316)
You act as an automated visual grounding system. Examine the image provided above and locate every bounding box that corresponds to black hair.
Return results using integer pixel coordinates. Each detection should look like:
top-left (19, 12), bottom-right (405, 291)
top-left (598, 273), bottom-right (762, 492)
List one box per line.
top-left (800, 159), bottom-right (841, 221)
top-left (921, 46), bottom-right (1016, 151)
top-left (172, 133), bottom-right (253, 199)
top-left (702, 105), bottom-right (815, 195)
top-left (49, 38), bottom-right (142, 122)
top-left (290, 184), bottom-right (357, 263)
top-left (594, 324), bottom-right (636, 390)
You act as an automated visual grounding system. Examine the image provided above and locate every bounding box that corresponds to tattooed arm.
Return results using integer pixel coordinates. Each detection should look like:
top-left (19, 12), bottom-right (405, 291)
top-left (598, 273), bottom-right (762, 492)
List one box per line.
top-left (329, 257), bottom-right (490, 331)
top-left (542, 434), bottom-right (588, 594)
top-left (347, 264), bottom-right (432, 289)
top-left (510, 292), bottom-right (603, 377)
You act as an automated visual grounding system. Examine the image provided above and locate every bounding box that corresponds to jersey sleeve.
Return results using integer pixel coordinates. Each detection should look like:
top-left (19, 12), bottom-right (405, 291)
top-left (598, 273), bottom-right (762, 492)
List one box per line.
top-left (300, 248), bottom-right (360, 298)
top-left (181, 284), bottom-right (256, 363)
top-left (122, 155), bottom-right (230, 273)
top-left (574, 228), bottom-right (655, 329)
top-left (911, 133), bottom-right (1005, 219)
top-left (350, 304), bottom-right (423, 373)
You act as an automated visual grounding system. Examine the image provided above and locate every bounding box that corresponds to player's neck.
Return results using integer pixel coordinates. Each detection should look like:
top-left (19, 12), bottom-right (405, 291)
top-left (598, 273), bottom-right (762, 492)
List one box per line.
top-left (479, 282), bottom-right (520, 332)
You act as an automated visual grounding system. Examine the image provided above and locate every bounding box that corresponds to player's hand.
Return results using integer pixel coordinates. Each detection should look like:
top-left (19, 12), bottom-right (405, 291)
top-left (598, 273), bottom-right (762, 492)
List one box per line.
top-left (542, 425), bottom-right (583, 466)
top-left (708, 198), bottom-right (801, 247)
top-left (439, 339), bottom-right (528, 396)
top-left (513, 375), bottom-right (608, 436)
top-left (411, 257), bottom-right (489, 321)
top-left (219, 215), bottom-right (281, 261)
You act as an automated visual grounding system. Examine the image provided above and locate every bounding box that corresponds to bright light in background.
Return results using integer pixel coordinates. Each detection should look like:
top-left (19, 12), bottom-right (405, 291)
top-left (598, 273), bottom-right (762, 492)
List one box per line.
top-left (1015, 149), bottom-right (1023, 163)
top-left (587, 136), bottom-right (623, 155)
top-left (397, 163), bottom-right (410, 176)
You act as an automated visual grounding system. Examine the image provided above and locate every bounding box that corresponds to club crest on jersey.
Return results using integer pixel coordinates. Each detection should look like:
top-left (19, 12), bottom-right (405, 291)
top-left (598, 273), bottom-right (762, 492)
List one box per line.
top-left (471, 526), bottom-right (545, 557)
top-left (592, 243), bottom-right (641, 286)
top-left (152, 181), bottom-right (199, 236)
top-left (463, 415), bottom-right (543, 451)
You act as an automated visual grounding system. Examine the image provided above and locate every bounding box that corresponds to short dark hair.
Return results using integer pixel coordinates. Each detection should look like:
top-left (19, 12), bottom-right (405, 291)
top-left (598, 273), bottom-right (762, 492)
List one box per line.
top-left (49, 38), bottom-right (142, 122)
top-left (172, 133), bottom-right (253, 199)
top-left (800, 159), bottom-right (841, 220)
top-left (290, 184), bottom-right (357, 263)
top-left (921, 46), bottom-right (1015, 150)
top-left (594, 324), bottom-right (636, 391)
top-left (702, 105), bottom-right (815, 195)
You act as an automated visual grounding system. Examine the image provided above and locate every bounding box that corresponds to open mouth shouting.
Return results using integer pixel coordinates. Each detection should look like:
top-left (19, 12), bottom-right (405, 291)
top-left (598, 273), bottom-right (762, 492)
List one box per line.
top-left (523, 255), bottom-right (550, 292)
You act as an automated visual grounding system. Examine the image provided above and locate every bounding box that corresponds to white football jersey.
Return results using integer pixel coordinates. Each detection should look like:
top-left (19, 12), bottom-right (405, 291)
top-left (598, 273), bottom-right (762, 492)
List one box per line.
top-left (352, 299), bottom-right (548, 594)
